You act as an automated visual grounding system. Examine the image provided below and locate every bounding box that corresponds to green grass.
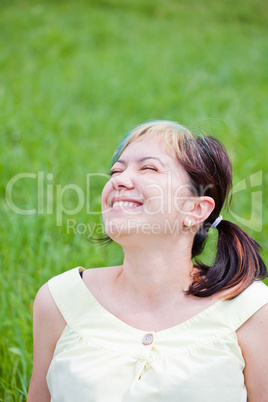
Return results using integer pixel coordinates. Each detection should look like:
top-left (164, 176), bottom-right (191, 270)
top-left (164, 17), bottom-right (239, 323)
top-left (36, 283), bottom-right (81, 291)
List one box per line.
top-left (0, 0), bottom-right (268, 399)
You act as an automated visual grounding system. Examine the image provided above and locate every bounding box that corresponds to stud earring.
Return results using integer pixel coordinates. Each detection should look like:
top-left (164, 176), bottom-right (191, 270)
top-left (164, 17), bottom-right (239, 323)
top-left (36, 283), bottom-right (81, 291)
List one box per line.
top-left (183, 219), bottom-right (192, 231)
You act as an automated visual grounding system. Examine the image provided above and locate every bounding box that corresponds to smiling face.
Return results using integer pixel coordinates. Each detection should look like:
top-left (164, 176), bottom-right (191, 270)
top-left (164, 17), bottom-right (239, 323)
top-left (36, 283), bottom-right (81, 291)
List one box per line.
top-left (101, 134), bottom-right (193, 243)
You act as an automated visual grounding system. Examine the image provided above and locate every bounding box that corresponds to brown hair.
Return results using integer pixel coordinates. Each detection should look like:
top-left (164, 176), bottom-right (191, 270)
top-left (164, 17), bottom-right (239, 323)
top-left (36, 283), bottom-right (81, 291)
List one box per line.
top-left (110, 120), bottom-right (267, 299)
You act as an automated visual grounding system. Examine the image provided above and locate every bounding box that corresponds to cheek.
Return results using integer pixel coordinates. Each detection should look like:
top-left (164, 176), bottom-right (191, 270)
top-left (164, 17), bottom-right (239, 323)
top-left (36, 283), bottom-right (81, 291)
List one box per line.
top-left (172, 188), bottom-right (192, 216)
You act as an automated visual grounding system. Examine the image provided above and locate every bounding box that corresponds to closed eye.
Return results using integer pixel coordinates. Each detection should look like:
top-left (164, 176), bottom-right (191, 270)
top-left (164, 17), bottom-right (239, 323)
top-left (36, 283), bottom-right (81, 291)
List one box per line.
top-left (110, 166), bottom-right (158, 176)
top-left (110, 169), bottom-right (122, 176)
top-left (141, 166), bottom-right (158, 172)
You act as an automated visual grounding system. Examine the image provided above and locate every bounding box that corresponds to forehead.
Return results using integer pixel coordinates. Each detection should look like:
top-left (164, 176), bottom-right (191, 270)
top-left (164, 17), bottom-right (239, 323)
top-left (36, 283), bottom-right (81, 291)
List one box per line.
top-left (118, 134), bottom-right (171, 160)
top-left (115, 134), bottom-right (190, 183)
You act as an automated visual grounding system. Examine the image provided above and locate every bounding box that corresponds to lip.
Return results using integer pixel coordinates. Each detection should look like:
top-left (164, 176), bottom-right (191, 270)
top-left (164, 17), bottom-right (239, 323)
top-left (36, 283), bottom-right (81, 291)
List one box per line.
top-left (110, 196), bottom-right (143, 208)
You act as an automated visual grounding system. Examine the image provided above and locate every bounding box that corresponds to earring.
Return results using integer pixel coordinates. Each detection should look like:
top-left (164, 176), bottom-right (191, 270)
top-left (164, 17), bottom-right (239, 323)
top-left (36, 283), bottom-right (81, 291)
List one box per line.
top-left (183, 219), bottom-right (192, 231)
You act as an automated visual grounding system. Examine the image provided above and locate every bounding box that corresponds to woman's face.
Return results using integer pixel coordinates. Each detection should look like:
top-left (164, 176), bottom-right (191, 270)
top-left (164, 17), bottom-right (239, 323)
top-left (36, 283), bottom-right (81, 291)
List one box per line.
top-left (101, 134), bottom-right (193, 242)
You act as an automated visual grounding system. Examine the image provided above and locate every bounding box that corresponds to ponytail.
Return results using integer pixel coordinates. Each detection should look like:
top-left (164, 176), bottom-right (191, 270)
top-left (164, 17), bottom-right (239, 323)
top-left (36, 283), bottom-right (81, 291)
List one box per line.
top-left (188, 219), bottom-right (267, 300)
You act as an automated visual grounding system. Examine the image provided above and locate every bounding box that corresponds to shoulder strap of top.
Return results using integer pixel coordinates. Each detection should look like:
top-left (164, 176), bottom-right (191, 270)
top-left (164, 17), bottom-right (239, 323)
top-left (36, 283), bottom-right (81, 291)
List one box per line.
top-left (48, 267), bottom-right (92, 333)
top-left (219, 280), bottom-right (268, 332)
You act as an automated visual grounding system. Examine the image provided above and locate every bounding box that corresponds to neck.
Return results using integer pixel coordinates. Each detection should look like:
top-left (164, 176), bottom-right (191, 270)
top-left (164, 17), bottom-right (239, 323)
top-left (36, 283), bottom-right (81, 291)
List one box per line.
top-left (115, 236), bottom-right (194, 307)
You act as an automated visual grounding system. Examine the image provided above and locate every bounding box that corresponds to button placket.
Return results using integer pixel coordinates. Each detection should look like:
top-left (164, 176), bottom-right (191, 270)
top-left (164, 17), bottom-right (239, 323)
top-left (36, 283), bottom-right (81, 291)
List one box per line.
top-left (136, 333), bottom-right (155, 380)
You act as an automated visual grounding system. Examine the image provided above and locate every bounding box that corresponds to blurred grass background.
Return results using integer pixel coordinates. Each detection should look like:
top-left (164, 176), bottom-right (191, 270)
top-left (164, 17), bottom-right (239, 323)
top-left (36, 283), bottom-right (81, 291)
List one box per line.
top-left (0, 0), bottom-right (267, 399)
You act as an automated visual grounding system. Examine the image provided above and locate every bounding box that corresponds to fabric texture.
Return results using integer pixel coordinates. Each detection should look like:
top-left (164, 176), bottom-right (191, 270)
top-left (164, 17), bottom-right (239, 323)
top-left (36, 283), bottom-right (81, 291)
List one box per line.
top-left (47, 267), bottom-right (268, 402)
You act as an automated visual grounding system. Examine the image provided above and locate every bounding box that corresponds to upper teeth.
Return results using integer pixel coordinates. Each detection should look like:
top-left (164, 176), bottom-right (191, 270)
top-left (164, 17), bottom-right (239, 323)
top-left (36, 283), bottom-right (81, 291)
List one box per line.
top-left (112, 201), bottom-right (140, 208)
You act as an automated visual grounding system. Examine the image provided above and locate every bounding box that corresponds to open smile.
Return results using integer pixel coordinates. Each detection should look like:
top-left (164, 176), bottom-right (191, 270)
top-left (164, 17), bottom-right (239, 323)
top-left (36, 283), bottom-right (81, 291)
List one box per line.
top-left (112, 201), bottom-right (142, 208)
top-left (110, 197), bottom-right (143, 209)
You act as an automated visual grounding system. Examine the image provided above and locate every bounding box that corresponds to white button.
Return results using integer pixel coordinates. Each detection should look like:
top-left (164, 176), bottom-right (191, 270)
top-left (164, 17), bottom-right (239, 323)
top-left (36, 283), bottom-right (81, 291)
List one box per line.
top-left (142, 333), bottom-right (154, 345)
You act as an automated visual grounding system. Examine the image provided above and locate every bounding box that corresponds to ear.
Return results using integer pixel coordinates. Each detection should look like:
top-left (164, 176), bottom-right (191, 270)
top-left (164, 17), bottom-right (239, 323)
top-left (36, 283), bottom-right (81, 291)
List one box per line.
top-left (186, 196), bottom-right (215, 227)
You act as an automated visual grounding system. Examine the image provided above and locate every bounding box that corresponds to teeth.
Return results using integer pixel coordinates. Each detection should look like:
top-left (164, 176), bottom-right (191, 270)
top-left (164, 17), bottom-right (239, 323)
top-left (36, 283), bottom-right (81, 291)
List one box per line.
top-left (112, 201), bottom-right (140, 208)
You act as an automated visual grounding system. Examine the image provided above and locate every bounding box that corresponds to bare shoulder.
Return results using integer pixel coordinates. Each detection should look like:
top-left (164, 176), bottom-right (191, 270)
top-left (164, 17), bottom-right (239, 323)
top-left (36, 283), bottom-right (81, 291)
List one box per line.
top-left (33, 282), bottom-right (67, 352)
top-left (28, 283), bottom-right (67, 401)
top-left (237, 302), bottom-right (268, 345)
top-left (237, 281), bottom-right (268, 344)
top-left (34, 282), bottom-right (57, 316)
top-left (35, 282), bottom-right (66, 322)
top-left (237, 303), bottom-right (268, 402)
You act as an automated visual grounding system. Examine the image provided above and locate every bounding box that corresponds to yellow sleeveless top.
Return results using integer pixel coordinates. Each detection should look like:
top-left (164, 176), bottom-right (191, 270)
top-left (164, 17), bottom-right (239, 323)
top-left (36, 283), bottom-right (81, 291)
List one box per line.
top-left (47, 267), bottom-right (268, 402)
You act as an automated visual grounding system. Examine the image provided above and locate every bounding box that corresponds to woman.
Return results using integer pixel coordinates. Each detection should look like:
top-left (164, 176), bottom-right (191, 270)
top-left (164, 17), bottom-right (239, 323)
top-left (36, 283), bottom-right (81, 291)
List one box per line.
top-left (28, 120), bottom-right (268, 401)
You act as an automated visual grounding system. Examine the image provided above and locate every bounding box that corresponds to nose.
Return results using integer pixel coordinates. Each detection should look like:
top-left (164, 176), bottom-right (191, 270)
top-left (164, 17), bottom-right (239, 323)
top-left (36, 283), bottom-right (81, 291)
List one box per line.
top-left (111, 169), bottom-right (135, 190)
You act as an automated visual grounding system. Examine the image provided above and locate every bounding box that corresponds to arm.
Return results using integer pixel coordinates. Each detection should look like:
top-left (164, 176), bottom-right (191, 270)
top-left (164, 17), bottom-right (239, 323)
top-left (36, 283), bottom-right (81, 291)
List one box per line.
top-left (237, 303), bottom-right (268, 402)
top-left (27, 283), bottom-right (66, 402)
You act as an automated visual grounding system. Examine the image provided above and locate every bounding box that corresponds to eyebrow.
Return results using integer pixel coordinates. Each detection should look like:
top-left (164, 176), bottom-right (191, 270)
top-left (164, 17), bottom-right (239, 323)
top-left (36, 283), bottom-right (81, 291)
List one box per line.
top-left (115, 156), bottom-right (166, 167)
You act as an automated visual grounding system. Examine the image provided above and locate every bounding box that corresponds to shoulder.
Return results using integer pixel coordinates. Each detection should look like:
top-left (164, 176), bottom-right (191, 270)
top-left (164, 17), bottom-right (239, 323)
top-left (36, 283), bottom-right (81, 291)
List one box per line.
top-left (34, 281), bottom-right (64, 319)
top-left (237, 299), bottom-right (268, 401)
top-left (236, 281), bottom-right (268, 340)
top-left (237, 299), bottom-right (268, 341)
top-left (33, 282), bottom-right (67, 347)
top-left (28, 283), bottom-right (67, 401)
